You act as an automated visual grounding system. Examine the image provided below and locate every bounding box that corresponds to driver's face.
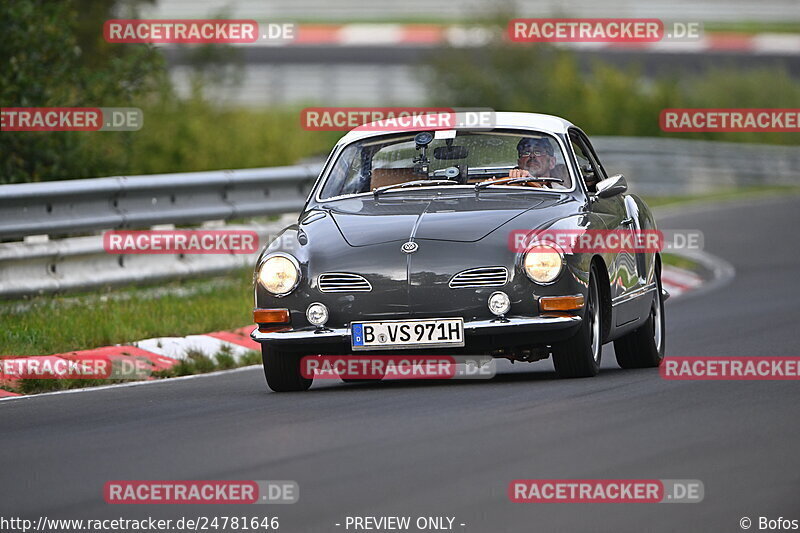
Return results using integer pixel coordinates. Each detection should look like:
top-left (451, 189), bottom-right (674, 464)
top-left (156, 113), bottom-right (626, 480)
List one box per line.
top-left (518, 151), bottom-right (554, 175)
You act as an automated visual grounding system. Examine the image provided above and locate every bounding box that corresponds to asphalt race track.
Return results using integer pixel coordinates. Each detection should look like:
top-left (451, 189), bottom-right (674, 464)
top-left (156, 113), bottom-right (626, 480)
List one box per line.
top-left (2, 195), bottom-right (799, 532)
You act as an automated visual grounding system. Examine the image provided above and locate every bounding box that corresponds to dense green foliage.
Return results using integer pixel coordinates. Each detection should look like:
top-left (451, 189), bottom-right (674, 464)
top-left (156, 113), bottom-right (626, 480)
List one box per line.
top-left (1, 0), bottom-right (169, 183)
top-left (424, 43), bottom-right (800, 145)
top-left (109, 100), bottom-right (340, 176)
top-left (2, 2), bottom-right (798, 184)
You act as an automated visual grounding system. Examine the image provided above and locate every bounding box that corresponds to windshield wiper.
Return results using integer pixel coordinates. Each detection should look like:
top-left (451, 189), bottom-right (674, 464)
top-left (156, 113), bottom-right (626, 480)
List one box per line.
top-left (474, 176), bottom-right (564, 191)
top-left (373, 179), bottom-right (459, 197)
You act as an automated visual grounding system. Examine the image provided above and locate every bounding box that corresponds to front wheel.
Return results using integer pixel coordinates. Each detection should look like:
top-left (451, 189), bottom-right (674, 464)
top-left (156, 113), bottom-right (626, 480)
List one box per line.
top-left (552, 263), bottom-right (603, 378)
top-left (261, 345), bottom-right (313, 392)
top-left (614, 269), bottom-right (666, 368)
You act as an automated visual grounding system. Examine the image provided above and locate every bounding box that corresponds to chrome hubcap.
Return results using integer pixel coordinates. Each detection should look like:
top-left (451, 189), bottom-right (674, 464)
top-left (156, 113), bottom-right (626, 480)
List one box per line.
top-left (653, 288), bottom-right (663, 352)
top-left (589, 281), bottom-right (601, 363)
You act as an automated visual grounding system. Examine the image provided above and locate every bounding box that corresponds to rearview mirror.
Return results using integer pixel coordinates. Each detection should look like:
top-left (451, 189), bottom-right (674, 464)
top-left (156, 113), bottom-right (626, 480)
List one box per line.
top-left (433, 145), bottom-right (469, 160)
top-left (596, 174), bottom-right (628, 198)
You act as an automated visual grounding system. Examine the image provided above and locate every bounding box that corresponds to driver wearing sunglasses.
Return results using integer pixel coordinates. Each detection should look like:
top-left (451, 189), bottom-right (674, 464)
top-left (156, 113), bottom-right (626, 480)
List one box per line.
top-left (509, 137), bottom-right (557, 186)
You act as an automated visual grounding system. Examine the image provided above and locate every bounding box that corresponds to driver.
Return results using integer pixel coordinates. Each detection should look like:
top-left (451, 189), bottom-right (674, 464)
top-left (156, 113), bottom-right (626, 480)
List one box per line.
top-left (509, 137), bottom-right (557, 182)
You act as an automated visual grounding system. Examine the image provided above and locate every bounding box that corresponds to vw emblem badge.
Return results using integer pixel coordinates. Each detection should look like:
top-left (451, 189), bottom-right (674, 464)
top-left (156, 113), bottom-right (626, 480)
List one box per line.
top-left (401, 241), bottom-right (418, 254)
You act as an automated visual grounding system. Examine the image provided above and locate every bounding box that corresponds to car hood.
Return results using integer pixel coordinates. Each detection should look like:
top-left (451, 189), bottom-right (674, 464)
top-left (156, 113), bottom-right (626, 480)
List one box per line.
top-left (321, 193), bottom-right (568, 246)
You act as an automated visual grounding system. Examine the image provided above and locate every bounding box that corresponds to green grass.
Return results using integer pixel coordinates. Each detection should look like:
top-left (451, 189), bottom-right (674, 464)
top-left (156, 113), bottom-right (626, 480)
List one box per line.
top-left (9, 347), bottom-right (262, 395)
top-left (1, 270), bottom-right (263, 395)
top-left (0, 268), bottom-right (255, 357)
top-left (703, 22), bottom-right (800, 34)
top-left (151, 347), bottom-right (260, 379)
top-left (661, 253), bottom-right (700, 272)
top-left (13, 377), bottom-right (127, 395)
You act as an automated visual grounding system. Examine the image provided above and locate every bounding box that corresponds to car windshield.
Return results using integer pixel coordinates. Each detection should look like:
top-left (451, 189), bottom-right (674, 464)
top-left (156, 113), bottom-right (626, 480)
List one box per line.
top-left (318, 130), bottom-right (571, 199)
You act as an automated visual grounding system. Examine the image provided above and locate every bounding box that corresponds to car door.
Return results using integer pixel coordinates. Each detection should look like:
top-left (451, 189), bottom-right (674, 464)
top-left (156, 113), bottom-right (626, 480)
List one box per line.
top-left (569, 129), bottom-right (641, 326)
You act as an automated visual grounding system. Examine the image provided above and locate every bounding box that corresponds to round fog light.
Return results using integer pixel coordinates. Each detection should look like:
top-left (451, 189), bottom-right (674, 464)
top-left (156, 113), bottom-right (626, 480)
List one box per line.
top-left (306, 303), bottom-right (329, 326)
top-left (488, 291), bottom-right (511, 317)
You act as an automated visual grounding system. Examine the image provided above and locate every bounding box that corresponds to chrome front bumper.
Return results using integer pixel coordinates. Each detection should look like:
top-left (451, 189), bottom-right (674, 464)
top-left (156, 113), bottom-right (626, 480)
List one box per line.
top-left (250, 314), bottom-right (582, 345)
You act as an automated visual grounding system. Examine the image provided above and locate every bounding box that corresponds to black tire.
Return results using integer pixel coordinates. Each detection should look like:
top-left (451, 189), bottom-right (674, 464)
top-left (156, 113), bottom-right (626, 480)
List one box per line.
top-left (261, 345), bottom-right (313, 392)
top-left (614, 268), bottom-right (666, 369)
top-left (552, 263), bottom-right (603, 378)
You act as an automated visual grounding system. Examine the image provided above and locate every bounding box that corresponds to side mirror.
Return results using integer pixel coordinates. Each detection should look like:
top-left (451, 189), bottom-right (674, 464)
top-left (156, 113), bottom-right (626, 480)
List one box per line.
top-left (595, 174), bottom-right (627, 198)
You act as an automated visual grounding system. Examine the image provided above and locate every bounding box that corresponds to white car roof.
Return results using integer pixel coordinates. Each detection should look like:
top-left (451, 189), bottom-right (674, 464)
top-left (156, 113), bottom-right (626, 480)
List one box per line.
top-left (335, 112), bottom-right (576, 146)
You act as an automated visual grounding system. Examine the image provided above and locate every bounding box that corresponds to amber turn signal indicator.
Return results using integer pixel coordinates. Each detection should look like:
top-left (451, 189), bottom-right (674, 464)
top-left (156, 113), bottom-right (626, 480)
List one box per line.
top-left (254, 308), bottom-right (291, 324)
top-left (539, 294), bottom-right (585, 311)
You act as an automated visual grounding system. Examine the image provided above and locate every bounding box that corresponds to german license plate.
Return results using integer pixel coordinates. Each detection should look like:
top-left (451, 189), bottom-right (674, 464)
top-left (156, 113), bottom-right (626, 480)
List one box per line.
top-left (351, 318), bottom-right (464, 351)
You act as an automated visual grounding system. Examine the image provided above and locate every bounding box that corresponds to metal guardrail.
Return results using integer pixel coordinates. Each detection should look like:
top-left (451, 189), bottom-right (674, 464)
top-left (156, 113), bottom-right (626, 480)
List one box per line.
top-left (1, 137), bottom-right (798, 299)
top-left (0, 165), bottom-right (322, 241)
top-left (0, 219), bottom-right (297, 299)
top-left (4, 137), bottom-right (799, 242)
top-left (594, 137), bottom-right (800, 196)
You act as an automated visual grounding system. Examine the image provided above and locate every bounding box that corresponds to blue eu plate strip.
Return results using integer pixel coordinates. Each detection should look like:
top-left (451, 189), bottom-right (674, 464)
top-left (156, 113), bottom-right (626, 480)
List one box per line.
top-left (352, 323), bottom-right (364, 346)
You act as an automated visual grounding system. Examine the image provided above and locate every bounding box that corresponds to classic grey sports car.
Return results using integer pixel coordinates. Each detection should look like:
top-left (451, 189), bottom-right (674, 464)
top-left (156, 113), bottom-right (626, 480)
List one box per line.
top-left (251, 112), bottom-right (666, 391)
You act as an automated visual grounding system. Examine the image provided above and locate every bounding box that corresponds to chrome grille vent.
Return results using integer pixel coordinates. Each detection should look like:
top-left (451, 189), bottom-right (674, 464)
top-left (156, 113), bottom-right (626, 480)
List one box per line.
top-left (318, 272), bottom-right (372, 293)
top-left (449, 267), bottom-right (508, 288)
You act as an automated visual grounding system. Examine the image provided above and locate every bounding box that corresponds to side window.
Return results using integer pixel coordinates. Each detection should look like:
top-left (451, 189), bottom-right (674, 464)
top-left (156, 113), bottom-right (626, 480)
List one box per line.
top-left (569, 131), bottom-right (604, 193)
top-left (320, 144), bottom-right (367, 197)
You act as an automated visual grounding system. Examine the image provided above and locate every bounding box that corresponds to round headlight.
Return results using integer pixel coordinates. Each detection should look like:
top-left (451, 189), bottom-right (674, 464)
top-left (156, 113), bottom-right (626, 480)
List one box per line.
top-left (258, 254), bottom-right (300, 296)
top-left (306, 303), bottom-right (329, 326)
top-left (523, 244), bottom-right (564, 284)
top-left (488, 291), bottom-right (511, 316)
